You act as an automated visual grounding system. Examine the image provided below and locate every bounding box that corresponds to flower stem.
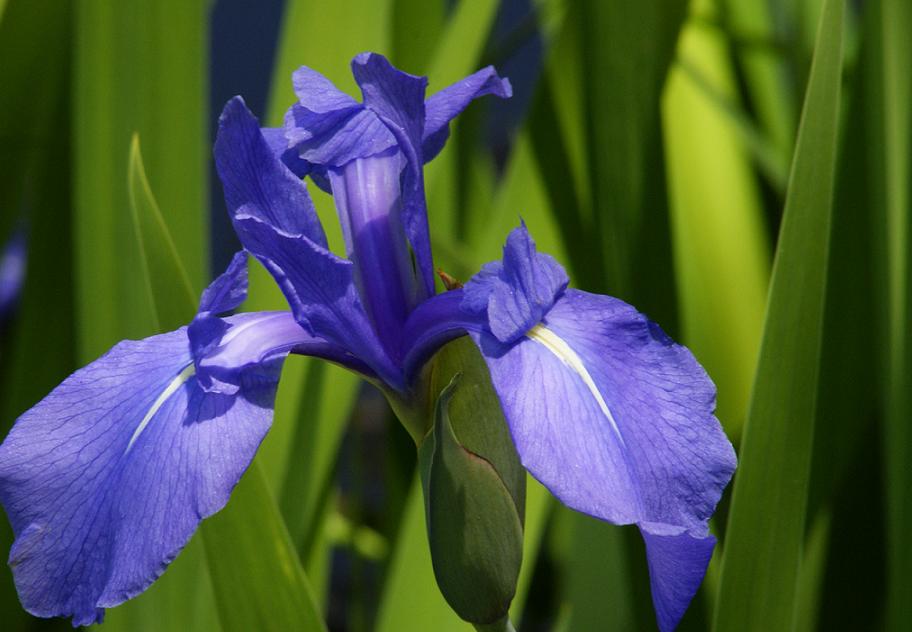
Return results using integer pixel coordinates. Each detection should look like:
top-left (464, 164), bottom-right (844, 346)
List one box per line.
top-left (473, 617), bottom-right (517, 632)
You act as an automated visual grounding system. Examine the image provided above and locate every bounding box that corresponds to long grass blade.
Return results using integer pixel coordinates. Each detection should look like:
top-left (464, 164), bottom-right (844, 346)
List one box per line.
top-left (712, 1), bottom-right (845, 629)
top-left (873, 0), bottom-right (912, 627)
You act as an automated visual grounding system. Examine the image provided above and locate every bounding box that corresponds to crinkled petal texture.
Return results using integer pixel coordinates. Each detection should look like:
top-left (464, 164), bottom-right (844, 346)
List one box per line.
top-left (464, 225), bottom-right (736, 632)
top-left (214, 97), bottom-right (401, 389)
top-left (422, 65), bottom-right (512, 162)
top-left (281, 53), bottom-right (512, 299)
top-left (473, 291), bottom-right (736, 631)
top-left (0, 323), bottom-right (281, 626)
top-left (0, 247), bottom-right (360, 625)
top-left (463, 223), bottom-right (568, 344)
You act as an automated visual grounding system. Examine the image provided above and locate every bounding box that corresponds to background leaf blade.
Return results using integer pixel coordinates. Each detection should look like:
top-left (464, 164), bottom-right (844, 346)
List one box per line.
top-left (713, 0), bottom-right (845, 629)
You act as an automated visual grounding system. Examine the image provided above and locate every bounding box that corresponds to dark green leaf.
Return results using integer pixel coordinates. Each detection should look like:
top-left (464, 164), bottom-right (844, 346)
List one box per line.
top-left (127, 135), bottom-right (196, 331)
top-left (713, 0), bottom-right (845, 629)
top-left (869, 0), bottom-right (912, 628)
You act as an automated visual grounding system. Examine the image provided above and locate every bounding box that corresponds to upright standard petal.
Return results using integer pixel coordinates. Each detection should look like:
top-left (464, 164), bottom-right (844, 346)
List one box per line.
top-left (423, 66), bottom-right (513, 162)
top-left (216, 94), bottom-right (402, 388)
top-left (215, 96), bottom-right (328, 246)
top-left (462, 223), bottom-right (568, 344)
top-left (234, 215), bottom-right (402, 389)
top-left (282, 53), bottom-right (513, 302)
top-left (351, 52), bottom-right (435, 299)
top-left (0, 327), bottom-right (278, 626)
top-left (260, 127), bottom-right (311, 178)
top-left (327, 153), bottom-right (418, 341)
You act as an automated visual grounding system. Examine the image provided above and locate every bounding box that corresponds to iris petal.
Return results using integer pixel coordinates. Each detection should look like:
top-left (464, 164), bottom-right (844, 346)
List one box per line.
top-left (0, 228), bottom-right (26, 320)
top-left (640, 528), bottom-right (717, 632)
top-left (233, 215), bottom-right (402, 389)
top-left (423, 66), bottom-right (512, 162)
top-left (284, 104), bottom-right (395, 169)
top-left (463, 224), bottom-right (568, 343)
top-left (292, 65), bottom-right (360, 113)
top-left (198, 250), bottom-right (248, 314)
top-left (472, 289), bottom-right (735, 630)
top-left (215, 96), bottom-right (328, 247)
top-left (0, 328), bottom-right (278, 626)
top-left (260, 126), bottom-right (310, 178)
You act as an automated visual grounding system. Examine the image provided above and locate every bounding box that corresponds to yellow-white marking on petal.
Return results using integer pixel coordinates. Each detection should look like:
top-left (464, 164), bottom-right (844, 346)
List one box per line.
top-left (526, 324), bottom-right (625, 445)
top-left (125, 363), bottom-right (196, 453)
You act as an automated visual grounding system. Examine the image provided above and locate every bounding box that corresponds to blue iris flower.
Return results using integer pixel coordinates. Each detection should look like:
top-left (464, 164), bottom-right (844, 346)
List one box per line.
top-left (0, 53), bottom-right (735, 631)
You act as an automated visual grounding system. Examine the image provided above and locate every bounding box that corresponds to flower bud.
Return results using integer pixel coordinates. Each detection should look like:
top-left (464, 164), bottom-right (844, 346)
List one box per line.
top-left (417, 338), bottom-right (525, 625)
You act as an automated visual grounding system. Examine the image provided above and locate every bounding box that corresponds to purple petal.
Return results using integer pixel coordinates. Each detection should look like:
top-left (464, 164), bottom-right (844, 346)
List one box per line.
top-left (350, 52), bottom-right (436, 298)
top-left (473, 289), bottom-right (735, 627)
top-left (0, 327), bottom-right (280, 625)
top-left (260, 126), bottom-right (311, 178)
top-left (292, 65), bottom-right (360, 113)
top-left (463, 224), bottom-right (568, 343)
top-left (351, 52), bottom-right (427, 147)
top-left (640, 528), bottom-right (716, 632)
top-left (196, 311), bottom-right (375, 393)
top-left (198, 251), bottom-right (248, 315)
top-left (423, 66), bottom-right (512, 162)
top-left (327, 152), bottom-right (419, 348)
top-left (233, 215), bottom-right (402, 389)
top-left (215, 96), bottom-right (328, 247)
top-left (284, 103), bottom-right (396, 168)
top-left (285, 65), bottom-right (397, 169)
top-left (400, 289), bottom-right (485, 380)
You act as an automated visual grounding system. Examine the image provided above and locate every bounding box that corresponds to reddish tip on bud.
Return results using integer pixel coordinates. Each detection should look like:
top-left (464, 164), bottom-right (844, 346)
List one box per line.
top-left (437, 268), bottom-right (464, 291)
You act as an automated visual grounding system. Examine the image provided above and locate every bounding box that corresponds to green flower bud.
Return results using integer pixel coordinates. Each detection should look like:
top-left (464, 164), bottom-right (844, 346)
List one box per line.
top-left (417, 338), bottom-right (526, 627)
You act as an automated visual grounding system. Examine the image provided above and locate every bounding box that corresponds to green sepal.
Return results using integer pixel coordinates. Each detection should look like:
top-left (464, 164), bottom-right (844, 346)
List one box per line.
top-left (417, 338), bottom-right (525, 625)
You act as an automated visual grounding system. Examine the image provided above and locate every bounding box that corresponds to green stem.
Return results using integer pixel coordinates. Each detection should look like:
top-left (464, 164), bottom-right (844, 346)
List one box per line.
top-left (473, 617), bottom-right (517, 632)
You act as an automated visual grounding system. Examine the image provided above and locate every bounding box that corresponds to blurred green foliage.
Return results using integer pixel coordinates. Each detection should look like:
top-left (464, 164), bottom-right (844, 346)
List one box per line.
top-left (0, 0), bottom-right (906, 631)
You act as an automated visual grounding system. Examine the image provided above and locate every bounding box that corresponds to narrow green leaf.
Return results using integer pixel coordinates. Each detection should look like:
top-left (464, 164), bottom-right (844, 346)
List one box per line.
top-left (74, 0), bottom-right (207, 360)
top-left (579, 0), bottom-right (686, 305)
top-left (713, 1), bottom-right (845, 630)
top-left (127, 135), bottom-right (196, 331)
top-left (792, 511), bottom-right (831, 631)
top-left (872, 0), bottom-right (912, 627)
top-left (127, 140), bottom-right (325, 632)
top-left (663, 3), bottom-right (770, 437)
top-left (202, 467), bottom-right (328, 632)
top-left (720, 0), bottom-right (798, 166)
top-left (392, 0), bottom-right (445, 73)
top-left (423, 0), bottom-right (502, 239)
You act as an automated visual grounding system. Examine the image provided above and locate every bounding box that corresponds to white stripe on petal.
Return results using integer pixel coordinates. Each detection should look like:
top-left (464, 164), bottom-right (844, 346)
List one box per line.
top-left (526, 324), bottom-right (625, 446)
top-left (125, 363), bottom-right (196, 454)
